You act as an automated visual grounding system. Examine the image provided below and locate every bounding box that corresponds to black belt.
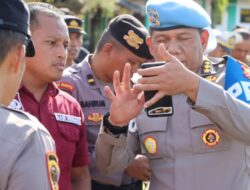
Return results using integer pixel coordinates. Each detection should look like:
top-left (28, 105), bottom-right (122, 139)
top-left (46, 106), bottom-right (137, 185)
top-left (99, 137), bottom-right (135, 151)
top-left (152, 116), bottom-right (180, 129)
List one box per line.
top-left (91, 180), bottom-right (142, 190)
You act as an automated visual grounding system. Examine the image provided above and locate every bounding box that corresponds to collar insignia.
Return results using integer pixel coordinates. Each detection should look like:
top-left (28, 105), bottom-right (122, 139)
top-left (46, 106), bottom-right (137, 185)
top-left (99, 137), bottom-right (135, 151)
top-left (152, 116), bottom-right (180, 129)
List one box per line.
top-left (202, 59), bottom-right (212, 74)
top-left (123, 30), bottom-right (143, 50)
top-left (205, 75), bottom-right (217, 82)
top-left (87, 74), bottom-right (96, 86)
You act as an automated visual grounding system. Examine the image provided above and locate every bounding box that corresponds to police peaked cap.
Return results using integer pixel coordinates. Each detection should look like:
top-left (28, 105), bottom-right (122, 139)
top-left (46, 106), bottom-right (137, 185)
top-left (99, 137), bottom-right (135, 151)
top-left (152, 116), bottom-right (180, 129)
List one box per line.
top-left (146, 0), bottom-right (211, 31)
top-left (0, 0), bottom-right (35, 57)
top-left (64, 15), bottom-right (86, 35)
top-left (107, 14), bottom-right (153, 59)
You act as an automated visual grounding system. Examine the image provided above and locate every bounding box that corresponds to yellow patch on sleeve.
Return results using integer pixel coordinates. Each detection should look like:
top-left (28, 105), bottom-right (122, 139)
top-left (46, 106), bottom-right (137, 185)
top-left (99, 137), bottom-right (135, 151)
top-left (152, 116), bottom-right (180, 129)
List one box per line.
top-left (46, 152), bottom-right (60, 190)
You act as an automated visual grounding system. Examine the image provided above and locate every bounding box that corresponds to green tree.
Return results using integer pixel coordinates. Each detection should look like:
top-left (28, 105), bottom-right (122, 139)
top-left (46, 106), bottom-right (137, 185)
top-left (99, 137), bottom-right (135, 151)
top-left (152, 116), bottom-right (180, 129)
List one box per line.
top-left (212, 0), bottom-right (229, 25)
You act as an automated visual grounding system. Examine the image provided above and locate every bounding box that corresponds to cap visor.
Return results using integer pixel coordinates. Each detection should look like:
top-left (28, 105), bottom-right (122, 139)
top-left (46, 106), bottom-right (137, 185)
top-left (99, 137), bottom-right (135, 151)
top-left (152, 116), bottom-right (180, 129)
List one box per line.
top-left (69, 28), bottom-right (86, 35)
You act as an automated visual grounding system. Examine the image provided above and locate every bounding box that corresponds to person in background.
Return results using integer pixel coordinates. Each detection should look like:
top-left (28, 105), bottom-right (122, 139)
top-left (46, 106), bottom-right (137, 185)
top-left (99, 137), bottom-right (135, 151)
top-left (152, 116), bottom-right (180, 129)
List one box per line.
top-left (11, 2), bottom-right (91, 190)
top-left (0, 0), bottom-right (59, 189)
top-left (232, 28), bottom-right (250, 65)
top-left (57, 14), bottom-right (153, 190)
top-left (95, 0), bottom-right (250, 190)
top-left (209, 31), bottom-right (242, 58)
top-left (64, 15), bottom-right (89, 67)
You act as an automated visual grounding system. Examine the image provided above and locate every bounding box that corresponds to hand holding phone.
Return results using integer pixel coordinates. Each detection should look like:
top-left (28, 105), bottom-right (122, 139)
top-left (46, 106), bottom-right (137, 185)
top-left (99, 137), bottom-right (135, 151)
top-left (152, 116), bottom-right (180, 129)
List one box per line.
top-left (140, 61), bottom-right (173, 117)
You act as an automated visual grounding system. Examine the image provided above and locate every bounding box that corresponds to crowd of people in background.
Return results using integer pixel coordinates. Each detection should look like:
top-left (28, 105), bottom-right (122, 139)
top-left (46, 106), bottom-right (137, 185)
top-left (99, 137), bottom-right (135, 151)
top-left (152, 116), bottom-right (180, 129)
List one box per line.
top-left (0, 0), bottom-right (250, 190)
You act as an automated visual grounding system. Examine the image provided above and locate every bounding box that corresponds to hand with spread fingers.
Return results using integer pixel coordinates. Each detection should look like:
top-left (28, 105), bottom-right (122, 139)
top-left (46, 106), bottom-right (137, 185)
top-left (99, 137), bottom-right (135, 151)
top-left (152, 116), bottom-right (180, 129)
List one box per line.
top-left (135, 43), bottom-right (200, 108)
top-left (104, 63), bottom-right (145, 126)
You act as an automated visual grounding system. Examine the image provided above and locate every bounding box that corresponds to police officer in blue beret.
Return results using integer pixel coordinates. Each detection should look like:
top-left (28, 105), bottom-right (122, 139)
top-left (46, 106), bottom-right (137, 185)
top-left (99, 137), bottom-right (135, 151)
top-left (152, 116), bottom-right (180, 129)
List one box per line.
top-left (95, 0), bottom-right (250, 190)
top-left (0, 0), bottom-right (58, 189)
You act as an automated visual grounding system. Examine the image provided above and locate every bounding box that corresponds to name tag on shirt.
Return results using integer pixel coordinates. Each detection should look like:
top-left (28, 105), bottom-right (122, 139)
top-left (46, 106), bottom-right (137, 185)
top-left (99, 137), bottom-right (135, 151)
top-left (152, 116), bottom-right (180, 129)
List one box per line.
top-left (54, 113), bottom-right (81, 126)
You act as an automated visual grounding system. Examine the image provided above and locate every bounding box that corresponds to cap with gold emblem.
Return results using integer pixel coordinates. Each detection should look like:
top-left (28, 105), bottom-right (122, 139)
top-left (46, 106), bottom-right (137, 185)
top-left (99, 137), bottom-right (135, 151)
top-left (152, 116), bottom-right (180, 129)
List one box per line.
top-left (146, 0), bottom-right (211, 31)
top-left (107, 14), bottom-right (153, 59)
top-left (64, 15), bottom-right (86, 35)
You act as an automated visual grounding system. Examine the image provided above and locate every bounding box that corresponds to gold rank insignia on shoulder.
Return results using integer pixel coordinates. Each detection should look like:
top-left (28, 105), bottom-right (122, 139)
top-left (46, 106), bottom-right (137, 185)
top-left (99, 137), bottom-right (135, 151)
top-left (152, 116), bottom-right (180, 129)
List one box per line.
top-left (87, 74), bottom-right (96, 86)
top-left (88, 113), bottom-right (103, 124)
top-left (202, 129), bottom-right (220, 147)
top-left (46, 152), bottom-right (59, 190)
top-left (148, 9), bottom-right (160, 27)
top-left (202, 59), bottom-right (212, 74)
top-left (241, 64), bottom-right (250, 79)
top-left (123, 30), bottom-right (143, 50)
top-left (144, 136), bottom-right (157, 154)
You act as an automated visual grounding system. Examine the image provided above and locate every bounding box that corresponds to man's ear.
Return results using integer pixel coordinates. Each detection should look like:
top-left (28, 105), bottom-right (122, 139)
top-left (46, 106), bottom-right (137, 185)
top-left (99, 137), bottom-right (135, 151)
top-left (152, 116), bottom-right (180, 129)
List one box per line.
top-left (200, 30), bottom-right (209, 50)
top-left (101, 43), bottom-right (114, 56)
top-left (9, 44), bottom-right (25, 73)
top-left (146, 36), bottom-right (155, 56)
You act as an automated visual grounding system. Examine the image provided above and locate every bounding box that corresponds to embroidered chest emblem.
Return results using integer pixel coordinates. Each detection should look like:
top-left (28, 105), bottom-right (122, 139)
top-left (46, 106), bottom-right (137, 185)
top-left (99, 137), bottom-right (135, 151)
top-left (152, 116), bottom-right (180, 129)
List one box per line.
top-left (202, 129), bottom-right (220, 147)
top-left (88, 113), bottom-right (103, 123)
top-left (123, 30), bottom-right (143, 50)
top-left (144, 136), bottom-right (157, 154)
top-left (148, 9), bottom-right (160, 27)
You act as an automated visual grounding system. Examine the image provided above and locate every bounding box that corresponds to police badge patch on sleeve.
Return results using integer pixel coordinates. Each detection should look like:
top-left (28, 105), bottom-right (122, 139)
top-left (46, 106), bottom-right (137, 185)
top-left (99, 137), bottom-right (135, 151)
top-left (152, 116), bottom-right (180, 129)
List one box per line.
top-left (46, 152), bottom-right (60, 190)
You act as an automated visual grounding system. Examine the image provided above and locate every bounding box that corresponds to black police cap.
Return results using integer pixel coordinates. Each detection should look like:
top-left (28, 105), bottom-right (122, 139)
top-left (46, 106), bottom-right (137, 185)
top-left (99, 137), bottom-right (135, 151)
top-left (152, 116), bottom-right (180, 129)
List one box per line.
top-left (0, 0), bottom-right (35, 57)
top-left (64, 15), bottom-right (86, 35)
top-left (108, 14), bottom-right (153, 60)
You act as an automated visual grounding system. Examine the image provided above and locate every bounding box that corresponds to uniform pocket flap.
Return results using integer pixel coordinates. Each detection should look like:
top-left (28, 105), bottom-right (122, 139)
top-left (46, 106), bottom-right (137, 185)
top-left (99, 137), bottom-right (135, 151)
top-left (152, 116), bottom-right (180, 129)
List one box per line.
top-left (137, 111), bottom-right (168, 135)
top-left (58, 122), bottom-right (80, 142)
top-left (190, 109), bottom-right (213, 128)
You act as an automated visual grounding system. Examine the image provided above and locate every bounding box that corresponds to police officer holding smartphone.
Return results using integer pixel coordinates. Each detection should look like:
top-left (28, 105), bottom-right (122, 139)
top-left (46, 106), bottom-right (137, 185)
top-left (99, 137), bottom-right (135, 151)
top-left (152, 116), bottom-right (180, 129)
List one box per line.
top-left (95, 0), bottom-right (250, 190)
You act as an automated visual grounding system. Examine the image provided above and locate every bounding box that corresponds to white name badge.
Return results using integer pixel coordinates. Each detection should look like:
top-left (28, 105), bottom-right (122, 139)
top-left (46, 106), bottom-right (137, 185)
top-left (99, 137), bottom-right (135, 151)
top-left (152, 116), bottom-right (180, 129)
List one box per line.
top-left (54, 113), bottom-right (81, 126)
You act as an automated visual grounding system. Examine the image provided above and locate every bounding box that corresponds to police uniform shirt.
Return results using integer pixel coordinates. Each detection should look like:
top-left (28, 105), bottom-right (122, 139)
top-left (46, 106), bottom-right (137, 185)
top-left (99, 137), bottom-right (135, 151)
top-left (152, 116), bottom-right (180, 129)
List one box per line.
top-left (0, 106), bottom-right (59, 190)
top-left (95, 58), bottom-right (250, 190)
top-left (57, 55), bottom-right (133, 186)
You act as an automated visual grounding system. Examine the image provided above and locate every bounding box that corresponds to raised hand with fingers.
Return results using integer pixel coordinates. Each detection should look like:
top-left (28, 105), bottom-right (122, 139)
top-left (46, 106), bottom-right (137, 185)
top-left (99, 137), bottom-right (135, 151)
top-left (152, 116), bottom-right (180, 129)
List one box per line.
top-left (104, 63), bottom-right (145, 126)
top-left (135, 43), bottom-right (200, 108)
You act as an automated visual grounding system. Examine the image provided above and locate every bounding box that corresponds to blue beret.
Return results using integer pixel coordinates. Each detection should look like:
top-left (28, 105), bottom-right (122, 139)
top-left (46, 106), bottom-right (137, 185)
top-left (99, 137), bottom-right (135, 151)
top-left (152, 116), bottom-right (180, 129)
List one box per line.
top-left (146, 0), bottom-right (211, 31)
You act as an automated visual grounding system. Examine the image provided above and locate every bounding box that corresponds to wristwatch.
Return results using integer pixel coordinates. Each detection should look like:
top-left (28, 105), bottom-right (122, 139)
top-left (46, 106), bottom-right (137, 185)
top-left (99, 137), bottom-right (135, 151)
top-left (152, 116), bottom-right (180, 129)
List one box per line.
top-left (103, 112), bottom-right (128, 135)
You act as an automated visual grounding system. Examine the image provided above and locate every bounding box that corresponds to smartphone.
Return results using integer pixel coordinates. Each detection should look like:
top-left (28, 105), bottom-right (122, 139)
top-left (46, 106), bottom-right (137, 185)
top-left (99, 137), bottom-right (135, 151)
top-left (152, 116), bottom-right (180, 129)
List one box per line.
top-left (140, 61), bottom-right (173, 117)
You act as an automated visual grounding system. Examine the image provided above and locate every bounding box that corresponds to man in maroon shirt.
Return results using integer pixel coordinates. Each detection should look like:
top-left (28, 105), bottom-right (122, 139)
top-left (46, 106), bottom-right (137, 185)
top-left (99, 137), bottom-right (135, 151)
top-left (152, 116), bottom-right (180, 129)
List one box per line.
top-left (13, 2), bottom-right (91, 190)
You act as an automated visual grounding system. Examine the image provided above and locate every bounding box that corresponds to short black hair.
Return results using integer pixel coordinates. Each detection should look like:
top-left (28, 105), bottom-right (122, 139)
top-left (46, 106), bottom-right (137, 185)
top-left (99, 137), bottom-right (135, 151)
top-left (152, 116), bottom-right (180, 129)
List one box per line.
top-left (95, 30), bottom-right (123, 53)
top-left (0, 30), bottom-right (26, 64)
top-left (28, 2), bottom-right (64, 31)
